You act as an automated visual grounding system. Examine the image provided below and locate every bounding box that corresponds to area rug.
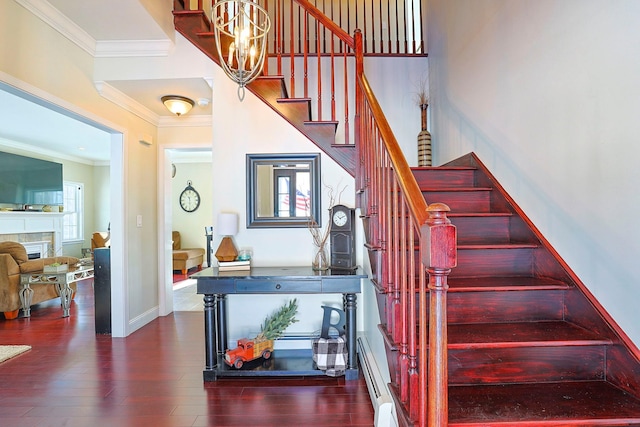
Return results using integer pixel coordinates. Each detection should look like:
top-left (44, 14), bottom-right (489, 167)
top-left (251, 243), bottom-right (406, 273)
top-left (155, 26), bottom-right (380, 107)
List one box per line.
top-left (0, 345), bottom-right (31, 363)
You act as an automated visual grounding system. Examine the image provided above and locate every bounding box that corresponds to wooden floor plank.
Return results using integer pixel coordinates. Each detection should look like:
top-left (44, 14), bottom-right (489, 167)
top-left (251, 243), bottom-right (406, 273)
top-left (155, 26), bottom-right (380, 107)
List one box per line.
top-left (0, 281), bottom-right (374, 426)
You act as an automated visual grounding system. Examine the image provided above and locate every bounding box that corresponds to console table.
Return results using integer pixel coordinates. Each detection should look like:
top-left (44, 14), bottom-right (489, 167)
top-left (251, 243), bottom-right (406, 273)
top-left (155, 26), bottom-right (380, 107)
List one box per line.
top-left (193, 266), bottom-right (365, 381)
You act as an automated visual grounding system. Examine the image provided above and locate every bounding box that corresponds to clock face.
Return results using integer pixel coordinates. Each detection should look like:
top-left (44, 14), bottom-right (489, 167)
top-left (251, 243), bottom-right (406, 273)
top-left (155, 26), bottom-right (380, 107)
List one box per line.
top-left (332, 210), bottom-right (348, 227)
top-left (180, 186), bottom-right (200, 212)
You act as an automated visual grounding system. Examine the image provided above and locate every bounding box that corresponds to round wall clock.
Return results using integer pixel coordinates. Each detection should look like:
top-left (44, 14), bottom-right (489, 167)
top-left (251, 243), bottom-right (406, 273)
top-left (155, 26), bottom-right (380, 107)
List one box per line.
top-left (179, 181), bottom-right (200, 212)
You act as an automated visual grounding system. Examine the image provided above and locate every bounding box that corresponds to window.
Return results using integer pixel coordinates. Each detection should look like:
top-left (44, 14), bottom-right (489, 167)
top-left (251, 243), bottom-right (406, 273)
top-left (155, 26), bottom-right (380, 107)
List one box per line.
top-left (63, 182), bottom-right (84, 242)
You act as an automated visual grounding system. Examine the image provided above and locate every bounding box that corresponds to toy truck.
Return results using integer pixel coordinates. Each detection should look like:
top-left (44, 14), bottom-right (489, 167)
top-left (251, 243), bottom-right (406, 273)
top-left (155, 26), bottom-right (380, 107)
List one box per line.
top-left (224, 338), bottom-right (274, 369)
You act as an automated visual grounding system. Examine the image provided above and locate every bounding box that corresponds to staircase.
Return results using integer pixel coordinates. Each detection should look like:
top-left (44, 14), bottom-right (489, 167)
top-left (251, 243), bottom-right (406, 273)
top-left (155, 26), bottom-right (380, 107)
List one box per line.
top-left (376, 153), bottom-right (640, 426)
top-left (172, 2), bottom-right (640, 426)
top-left (171, 0), bottom-right (361, 175)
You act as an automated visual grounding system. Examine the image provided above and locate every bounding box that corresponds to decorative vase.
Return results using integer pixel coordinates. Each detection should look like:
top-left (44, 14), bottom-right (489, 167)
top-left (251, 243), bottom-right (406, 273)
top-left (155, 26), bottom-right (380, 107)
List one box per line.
top-left (417, 103), bottom-right (432, 166)
top-left (312, 245), bottom-right (329, 271)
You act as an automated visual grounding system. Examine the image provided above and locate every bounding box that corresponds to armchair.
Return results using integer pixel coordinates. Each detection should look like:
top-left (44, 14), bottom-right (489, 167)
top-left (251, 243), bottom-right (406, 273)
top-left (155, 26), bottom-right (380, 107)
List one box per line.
top-left (91, 232), bottom-right (110, 250)
top-left (172, 231), bottom-right (205, 275)
top-left (0, 241), bottom-right (79, 320)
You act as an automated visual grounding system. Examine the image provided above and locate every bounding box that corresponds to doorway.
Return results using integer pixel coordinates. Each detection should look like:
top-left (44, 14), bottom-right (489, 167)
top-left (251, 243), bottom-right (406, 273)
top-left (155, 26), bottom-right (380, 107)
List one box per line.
top-left (160, 147), bottom-right (212, 314)
top-left (0, 76), bottom-right (126, 336)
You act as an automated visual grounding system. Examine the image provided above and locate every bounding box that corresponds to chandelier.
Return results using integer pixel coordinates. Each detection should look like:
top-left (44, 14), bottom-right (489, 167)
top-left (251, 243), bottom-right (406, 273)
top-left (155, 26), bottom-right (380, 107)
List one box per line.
top-left (212, 1), bottom-right (271, 101)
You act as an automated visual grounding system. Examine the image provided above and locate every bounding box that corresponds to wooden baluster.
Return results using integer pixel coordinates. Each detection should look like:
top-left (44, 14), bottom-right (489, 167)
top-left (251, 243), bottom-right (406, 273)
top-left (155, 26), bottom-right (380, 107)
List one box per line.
top-left (316, 20), bottom-right (322, 121)
top-left (399, 193), bottom-right (409, 403)
top-left (275, 0), bottom-right (282, 75)
top-left (343, 46), bottom-right (349, 145)
top-left (395, 0), bottom-right (400, 54)
top-left (383, 154), bottom-right (396, 342)
top-left (289, 0), bottom-right (295, 97)
top-left (417, 0), bottom-right (425, 54)
top-left (330, 37), bottom-right (336, 122)
top-left (303, 10), bottom-right (309, 98)
top-left (321, 0), bottom-right (326, 53)
top-left (354, 30), bottom-right (363, 188)
top-left (411, 0), bottom-right (417, 53)
top-left (386, 0), bottom-right (391, 54)
top-left (409, 242), bottom-right (422, 422)
top-left (420, 203), bottom-right (457, 427)
top-left (402, 0), bottom-right (408, 53)
top-left (262, 0), bottom-right (269, 75)
top-left (378, 0), bottom-right (383, 54)
top-left (416, 260), bottom-right (428, 426)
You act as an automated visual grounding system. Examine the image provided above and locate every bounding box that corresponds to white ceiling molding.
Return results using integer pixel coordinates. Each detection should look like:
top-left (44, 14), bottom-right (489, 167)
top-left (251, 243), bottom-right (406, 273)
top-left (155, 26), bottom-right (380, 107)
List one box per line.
top-left (16, 0), bottom-right (173, 59)
top-left (95, 39), bottom-right (174, 58)
top-left (158, 115), bottom-right (213, 128)
top-left (95, 81), bottom-right (212, 128)
top-left (15, 0), bottom-right (96, 56)
top-left (0, 136), bottom-right (99, 166)
top-left (95, 81), bottom-right (159, 125)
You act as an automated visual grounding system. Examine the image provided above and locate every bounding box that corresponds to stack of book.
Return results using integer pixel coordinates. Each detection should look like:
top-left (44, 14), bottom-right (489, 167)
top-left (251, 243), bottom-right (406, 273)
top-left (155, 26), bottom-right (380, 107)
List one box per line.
top-left (218, 260), bottom-right (251, 271)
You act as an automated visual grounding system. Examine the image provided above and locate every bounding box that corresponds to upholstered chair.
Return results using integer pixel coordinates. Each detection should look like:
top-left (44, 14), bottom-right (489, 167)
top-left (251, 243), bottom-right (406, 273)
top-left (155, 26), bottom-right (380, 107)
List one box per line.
top-left (0, 241), bottom-right (79, 319)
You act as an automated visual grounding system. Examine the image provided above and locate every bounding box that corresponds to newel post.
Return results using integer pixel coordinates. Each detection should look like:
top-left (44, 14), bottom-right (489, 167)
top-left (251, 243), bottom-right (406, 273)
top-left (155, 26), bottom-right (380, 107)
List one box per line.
top-left (420, 203), bottom-right (456, 426)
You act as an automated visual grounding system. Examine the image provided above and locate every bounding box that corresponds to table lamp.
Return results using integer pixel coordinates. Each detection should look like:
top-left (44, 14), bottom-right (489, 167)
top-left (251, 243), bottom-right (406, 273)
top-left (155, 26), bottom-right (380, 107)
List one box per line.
top-left (215, 213), bottom-right (239, 262)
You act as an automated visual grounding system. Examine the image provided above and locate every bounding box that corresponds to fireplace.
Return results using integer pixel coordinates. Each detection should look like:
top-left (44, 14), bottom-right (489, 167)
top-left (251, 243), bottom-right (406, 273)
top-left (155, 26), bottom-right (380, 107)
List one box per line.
top-left (22, 241), bottom-right (50, 259)
top-left (0, 211), bottom-right (64, 256)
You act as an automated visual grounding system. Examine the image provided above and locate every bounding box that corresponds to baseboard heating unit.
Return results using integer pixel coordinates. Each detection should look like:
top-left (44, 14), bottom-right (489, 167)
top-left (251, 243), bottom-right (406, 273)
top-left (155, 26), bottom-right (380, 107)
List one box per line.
top-left (357, 336), bottom-right (395, 427)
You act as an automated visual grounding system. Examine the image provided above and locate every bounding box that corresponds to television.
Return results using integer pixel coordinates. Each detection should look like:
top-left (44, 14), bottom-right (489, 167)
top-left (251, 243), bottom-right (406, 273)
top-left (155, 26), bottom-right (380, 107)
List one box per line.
top-left (0, 151), bottom-right (63, 206)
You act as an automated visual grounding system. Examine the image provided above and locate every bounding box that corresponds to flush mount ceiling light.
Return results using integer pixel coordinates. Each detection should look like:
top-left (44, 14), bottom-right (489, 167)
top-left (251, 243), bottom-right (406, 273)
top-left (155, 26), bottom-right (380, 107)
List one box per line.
top-left (161, 95), bottom-right (195, 116)
top-left (212, 0), bottom-right (271, 101)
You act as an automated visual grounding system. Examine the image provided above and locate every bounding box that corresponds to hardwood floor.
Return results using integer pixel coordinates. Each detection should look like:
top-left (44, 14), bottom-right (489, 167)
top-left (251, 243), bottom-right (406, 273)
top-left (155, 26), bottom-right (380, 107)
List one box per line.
top-left (0, 281), bottom-right (374, 426)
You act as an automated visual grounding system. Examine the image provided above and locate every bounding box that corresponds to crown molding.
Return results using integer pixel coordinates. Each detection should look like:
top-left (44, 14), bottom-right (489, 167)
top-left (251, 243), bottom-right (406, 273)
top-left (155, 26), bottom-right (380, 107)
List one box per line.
top-left (15, 0), bottom-right (96, 56)
top-left (94, 82), bottom-right (212, 128)
top-left (95, 81), bottom-right (159, 125)
top-left (0, 137), bottom-right (99, 166)
top-left (16, 0), bottom-right (173, 58)
top-left (95, 39), bottom-right (174, 58)
top-left (158, 115), bottom-right (213, 128)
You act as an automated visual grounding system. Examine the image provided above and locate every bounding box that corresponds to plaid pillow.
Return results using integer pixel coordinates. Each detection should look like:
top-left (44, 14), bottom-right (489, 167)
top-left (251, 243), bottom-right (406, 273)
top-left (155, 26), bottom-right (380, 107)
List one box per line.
top-left (312, 335), bottom-right (348, 377)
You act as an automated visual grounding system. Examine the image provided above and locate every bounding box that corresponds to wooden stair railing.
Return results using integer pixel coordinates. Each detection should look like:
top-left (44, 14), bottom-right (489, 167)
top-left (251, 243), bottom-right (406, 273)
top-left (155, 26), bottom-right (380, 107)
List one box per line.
top-left (358, 74), bottom-right (456, 427)
top-left (173, 2), bottom-right (450, 424)
top-left (173, 0), bottom-right (427, 176)
top-left (173, 0), bottom-right (358, 174)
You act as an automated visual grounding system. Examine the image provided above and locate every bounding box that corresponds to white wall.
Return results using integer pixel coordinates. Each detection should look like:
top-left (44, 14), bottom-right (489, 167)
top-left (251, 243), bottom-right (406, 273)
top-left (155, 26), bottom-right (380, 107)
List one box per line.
top-left (211, 64), bottom-right (361, 343)
top-left (93, 165), bottom-right (110, 232)
top-left (365, 56), bottom-right (429, 166)
top-left (428, 0), bottom-right (640, 345)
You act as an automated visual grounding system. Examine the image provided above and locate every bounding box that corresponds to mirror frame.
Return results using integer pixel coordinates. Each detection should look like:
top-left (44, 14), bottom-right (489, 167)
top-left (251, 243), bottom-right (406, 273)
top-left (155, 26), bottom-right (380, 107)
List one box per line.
top-left (246, 153), bottom-right (321, 228)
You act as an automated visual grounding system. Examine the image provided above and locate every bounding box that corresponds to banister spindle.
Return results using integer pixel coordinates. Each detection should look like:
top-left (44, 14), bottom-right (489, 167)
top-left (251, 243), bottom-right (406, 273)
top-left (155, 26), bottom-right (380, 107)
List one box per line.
top-left (420, 202), bottom-right (456, 427)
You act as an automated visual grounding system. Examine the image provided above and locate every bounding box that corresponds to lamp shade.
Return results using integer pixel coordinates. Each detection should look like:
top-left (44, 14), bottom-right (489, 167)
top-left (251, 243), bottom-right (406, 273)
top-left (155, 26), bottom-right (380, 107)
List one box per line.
top-left (217, 213), bottom-right (238, 236)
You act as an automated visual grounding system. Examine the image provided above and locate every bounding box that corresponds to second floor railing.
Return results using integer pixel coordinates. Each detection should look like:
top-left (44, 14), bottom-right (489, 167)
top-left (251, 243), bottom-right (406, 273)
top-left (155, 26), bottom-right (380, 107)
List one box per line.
top-left (183, 0), bottom-right (426, 55)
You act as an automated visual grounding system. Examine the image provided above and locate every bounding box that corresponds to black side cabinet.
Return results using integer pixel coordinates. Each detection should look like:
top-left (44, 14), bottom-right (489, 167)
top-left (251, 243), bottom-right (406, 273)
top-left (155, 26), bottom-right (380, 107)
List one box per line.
top-left (93, 248), bottom-right (111, 334)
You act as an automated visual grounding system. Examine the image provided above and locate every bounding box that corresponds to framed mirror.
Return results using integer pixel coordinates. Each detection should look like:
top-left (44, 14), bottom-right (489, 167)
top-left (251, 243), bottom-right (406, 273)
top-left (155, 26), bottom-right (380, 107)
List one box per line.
top-left (246, 153), bottom-right (321, 228)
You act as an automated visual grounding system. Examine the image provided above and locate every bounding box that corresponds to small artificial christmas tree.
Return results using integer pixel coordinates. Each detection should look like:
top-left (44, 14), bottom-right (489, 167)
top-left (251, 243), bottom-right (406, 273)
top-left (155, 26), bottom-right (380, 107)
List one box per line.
top-left (256, 299), bottom-right (299, 341)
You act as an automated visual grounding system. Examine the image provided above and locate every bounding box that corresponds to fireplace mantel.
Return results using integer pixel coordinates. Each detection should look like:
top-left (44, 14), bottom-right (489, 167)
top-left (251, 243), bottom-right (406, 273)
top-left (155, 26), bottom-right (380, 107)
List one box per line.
top-left (0, 211), bottom-right (64, 256)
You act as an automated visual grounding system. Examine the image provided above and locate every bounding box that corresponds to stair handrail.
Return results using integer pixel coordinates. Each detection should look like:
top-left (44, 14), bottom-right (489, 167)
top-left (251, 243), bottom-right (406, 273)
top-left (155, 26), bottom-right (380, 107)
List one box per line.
top-left (358, 73), bottom-right (455, 426)
top-left (358, 76), bottom-right (426, 222)
top-left (292, 0), bottom-right (353, 47)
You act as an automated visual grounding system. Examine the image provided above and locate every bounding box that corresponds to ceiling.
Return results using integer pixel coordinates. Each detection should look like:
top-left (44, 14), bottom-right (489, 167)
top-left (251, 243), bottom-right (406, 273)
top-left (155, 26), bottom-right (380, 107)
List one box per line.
top-left (1, 0), bottom-right (213, 163)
